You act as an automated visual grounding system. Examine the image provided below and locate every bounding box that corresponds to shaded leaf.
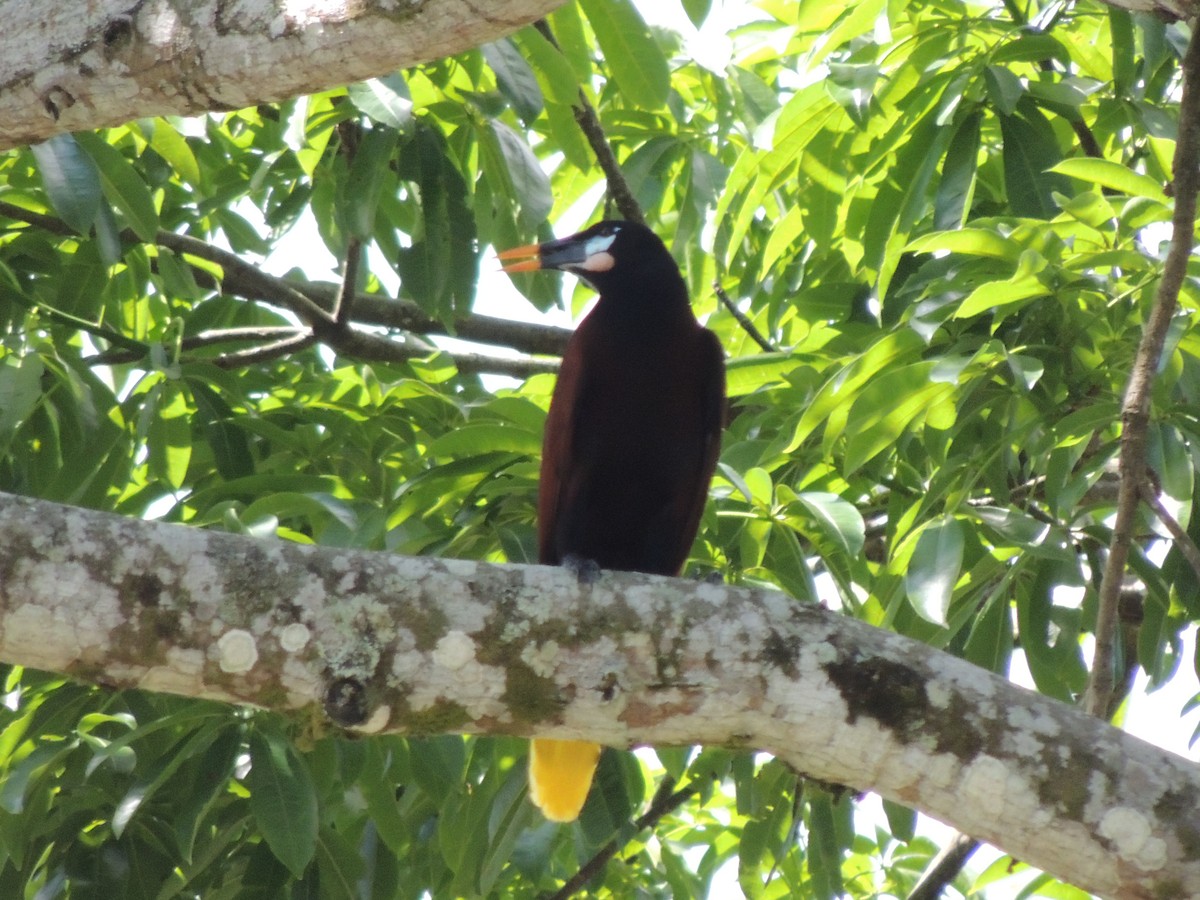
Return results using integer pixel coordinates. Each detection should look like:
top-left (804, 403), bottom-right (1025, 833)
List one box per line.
top-left (247, 725), bottom-right (319, 878)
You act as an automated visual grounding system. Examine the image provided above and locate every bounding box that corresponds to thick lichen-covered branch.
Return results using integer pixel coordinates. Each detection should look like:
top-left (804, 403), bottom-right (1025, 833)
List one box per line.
top-left (0, 491), bottom-right (1197, 899)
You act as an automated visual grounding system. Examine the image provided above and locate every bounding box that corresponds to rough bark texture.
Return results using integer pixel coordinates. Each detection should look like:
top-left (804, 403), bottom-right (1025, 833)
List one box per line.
top-left (0, 491), bottom-right (1197, 899)
top-left (0, 0), bottom-right (566, 151)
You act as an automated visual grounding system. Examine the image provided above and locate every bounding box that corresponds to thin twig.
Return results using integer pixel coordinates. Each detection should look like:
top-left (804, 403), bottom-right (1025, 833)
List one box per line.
top-left (1084, 32), bottom-right (1200, 717)
top-left (533, 19), bottom-right (645, 226)
top-left (214, 333), bottom-right (317, 368)
top-left (90, 326), bottom-right (306, 364)
top-left (713, 282), bottom-right (777, 352)
top-left (333, 237), bottom-right (361, 327)
top-left (547, 778), bottom-right (699, 900)
top-left (1141, 481), bottom-right (1200, 585)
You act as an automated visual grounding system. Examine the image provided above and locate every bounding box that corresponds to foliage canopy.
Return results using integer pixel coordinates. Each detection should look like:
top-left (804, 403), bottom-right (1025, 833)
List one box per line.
top-left (0, 0), bottom-right (1197, 896)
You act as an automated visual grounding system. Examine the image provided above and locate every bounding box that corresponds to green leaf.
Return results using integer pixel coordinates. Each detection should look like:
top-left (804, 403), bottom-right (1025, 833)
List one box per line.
top-left (314, 825), bottom-right (364, 900)
top-left (907, 228), bottom-right (1019, 261)
top-left (30, 134), bottom-right (103, 234)
top-left (515, 27), bottom-right (580, 106)
top-left (546, 3), bottom-right (592, 82)
top-left (1110, 8), bottom-right (1135, 95)
top-left (485, 120), bottom-right (552, 229)
top-left (905, 516), bottom-right (965, 626)
top-left (682, 0), bottom-right (712, 28)
top-left (1050, 157), bottom-right (1168, 203)
top-left (954, 275), bottom-right (1049, 319)
top-left (578, 0), bottom-right (670, 110)
top-left (724, 352), bottom-right (795, 394)
top-left (359, 740), bottom-right (409, 856)
top-left (933, 112), bottom-right (981, 230)
top-left (806, 791), bottom-right (846, 898)
top-left (793, 492), bottom-right (866, 558)
top-left (144, 119), bottom-right (202, 186)
top-left (247, 725), bottom-right (319, 878)
top-left (963, 590), bottom-right (1014, 673)
top-left (882, 799), bottom-right (916, 842)
top-left (347, 75), bottom-right (414, 132)
top-left (427, 423), bottom-right (541, 457)
top-left (409, 735), bottom-right (467, 799)
top-left (0, 353), bottom-right (45, 441)
top-left (998, 104), bottom-right (1070, 219)
top-left (482, 39), bottom-right (544, 122)
top-left (843, 362), bottom-right (957, 473)
top-left (146, 380), bottom-right (192, 490)
top-left (395, 124), bottom-right (479, 318)
top-left (984, 65), bottom-right (1025, 116)
top-left (790, 329), bottom-right (925, 453)
top-left (74, 131), bottom-right (159, 241)
top-left (345, 126), bottom-right (400, 239)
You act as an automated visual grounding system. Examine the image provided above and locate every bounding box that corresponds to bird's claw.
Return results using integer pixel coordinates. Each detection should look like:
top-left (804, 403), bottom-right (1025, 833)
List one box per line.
top-left (562, 554), bottom-right (601, 585)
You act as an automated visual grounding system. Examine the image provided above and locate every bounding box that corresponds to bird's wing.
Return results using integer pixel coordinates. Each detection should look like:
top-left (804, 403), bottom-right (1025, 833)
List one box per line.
top-left (537, 333), bottom-right (588, 566)
top-left (672, 327), bottom-right (726, 567)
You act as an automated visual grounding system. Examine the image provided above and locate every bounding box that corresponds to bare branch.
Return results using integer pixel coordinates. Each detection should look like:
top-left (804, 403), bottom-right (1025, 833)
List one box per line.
top-left (534, 19), bottom-right (645, 226)
top-left (1085, 31), bottom-right (1200, 717)
top-left (907, 834), bottom-right (980, 900)
top-left (214, 332), bottom-right (318, 368)
top-left (155, 231), bottom-right (336, 328)
top-left (0, 201), bottom-right (565, 377)
top-left (333, 237), bottom-right (362, 327)
top-left (1141, 482), bottom-right (1200, 585)
top-left (548, 778), bottom-right (700, 900)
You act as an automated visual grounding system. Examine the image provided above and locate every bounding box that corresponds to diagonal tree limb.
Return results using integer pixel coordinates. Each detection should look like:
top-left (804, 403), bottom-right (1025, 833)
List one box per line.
top-left (548, 779), bottom-right (700, 899)
top-left (1140, 481), bottom-right (1200, 585)
top-left (713, 282), bottom-right (777, 352)
top-left (907, 833), bottom-right (980, 900)
top-left (533, 19), bottom-right (645, 226)
top-left (1084, 29), bottom-right (1200, 718)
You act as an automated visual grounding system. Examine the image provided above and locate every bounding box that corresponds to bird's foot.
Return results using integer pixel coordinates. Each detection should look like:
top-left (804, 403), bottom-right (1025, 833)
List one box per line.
top-left (562, 553), bottom-right (601, 585)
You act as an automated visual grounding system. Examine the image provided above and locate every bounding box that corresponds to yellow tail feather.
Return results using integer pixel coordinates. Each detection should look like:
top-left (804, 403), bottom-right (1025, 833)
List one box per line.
top-left (528, 738), bottom-right (602, 823)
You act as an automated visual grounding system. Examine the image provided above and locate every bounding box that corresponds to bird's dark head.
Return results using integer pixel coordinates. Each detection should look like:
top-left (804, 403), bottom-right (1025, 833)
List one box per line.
top-left (499, 220), bottom-right (683, 298)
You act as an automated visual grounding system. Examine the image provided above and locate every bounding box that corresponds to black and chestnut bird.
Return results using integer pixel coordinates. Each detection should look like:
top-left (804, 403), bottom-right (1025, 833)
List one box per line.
top-left (499, 220), bottom-right (725, 822)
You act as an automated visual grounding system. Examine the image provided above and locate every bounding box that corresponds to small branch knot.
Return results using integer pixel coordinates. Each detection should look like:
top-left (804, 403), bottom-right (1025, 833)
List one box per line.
top-left (323, 676), bottom-right (369, 726)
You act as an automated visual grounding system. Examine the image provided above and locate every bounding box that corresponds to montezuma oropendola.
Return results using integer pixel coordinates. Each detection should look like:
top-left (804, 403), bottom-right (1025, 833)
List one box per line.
top-left (499, 220), bottom-right (725, 822)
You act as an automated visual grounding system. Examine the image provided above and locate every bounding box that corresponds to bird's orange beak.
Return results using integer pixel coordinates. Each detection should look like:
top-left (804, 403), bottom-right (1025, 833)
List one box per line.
top-left (497, 243), bottom-right (543, 273)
